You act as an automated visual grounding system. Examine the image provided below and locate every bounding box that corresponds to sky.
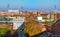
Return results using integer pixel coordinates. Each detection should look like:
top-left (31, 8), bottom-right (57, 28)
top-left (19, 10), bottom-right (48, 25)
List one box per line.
top-left (0, 0), bottom-right (60, 11)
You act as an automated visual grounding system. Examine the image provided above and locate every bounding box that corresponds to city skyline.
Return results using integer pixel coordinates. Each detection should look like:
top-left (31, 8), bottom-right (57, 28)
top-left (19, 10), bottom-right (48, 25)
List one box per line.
top-left (0, 0), bottom-right (60, 11)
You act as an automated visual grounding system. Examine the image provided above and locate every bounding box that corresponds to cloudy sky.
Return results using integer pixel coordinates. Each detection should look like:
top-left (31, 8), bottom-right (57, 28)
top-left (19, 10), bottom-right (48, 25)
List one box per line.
top-left (0, 0), bottom-right (60, 11)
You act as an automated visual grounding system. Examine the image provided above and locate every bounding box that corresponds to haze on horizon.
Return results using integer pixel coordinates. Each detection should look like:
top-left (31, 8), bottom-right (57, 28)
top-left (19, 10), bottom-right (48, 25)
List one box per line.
top-left (0, 0), bottom-right (60, 11)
